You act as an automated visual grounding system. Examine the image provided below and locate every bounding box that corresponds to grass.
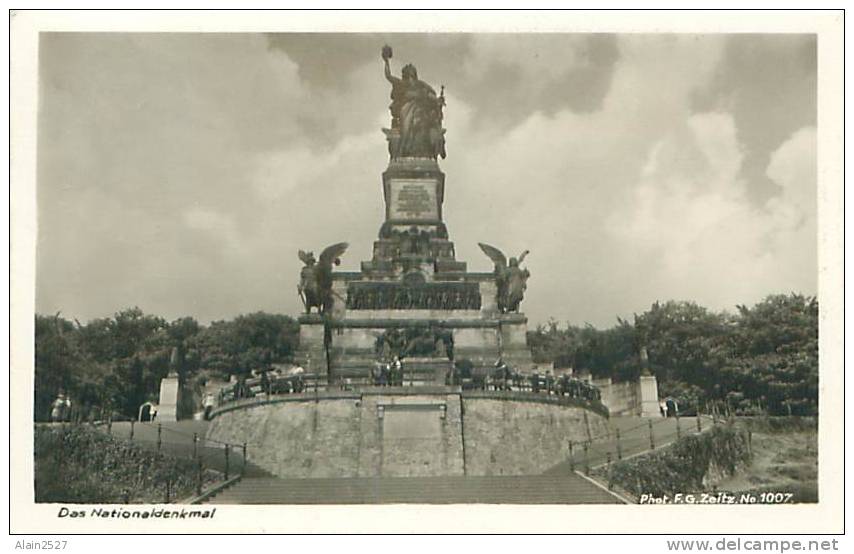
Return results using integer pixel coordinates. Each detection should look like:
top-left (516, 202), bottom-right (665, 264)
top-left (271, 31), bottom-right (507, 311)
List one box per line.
top-left (713, 426), bottom-right (817, 503)
top-left (35, 424), bottom-right (221, 503)
top-left (600, 417), bottom-right (818, 504)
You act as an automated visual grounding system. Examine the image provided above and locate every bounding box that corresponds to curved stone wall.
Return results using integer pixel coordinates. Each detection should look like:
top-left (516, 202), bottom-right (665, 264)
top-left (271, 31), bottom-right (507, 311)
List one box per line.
top-left (461, 397), bottom-right (608, 475)
top-left (207, 397), bottom-right (362, 478)
top-left (206, 389), bottom-right (608, 478)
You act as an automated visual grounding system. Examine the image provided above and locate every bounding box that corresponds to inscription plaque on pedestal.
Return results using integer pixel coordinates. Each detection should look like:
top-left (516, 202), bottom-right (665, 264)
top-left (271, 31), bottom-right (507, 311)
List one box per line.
top-left (383, 409), bottom-right (442, 439)
top-left (388, 179), bottom-right (439, 220)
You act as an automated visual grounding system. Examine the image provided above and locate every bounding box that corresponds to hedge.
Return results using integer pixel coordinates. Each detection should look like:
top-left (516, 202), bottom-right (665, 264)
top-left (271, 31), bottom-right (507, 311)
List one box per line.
top-left (605, 423), bottom-right (751, 498)
top-left (34, 425), bottom-right (219, 503)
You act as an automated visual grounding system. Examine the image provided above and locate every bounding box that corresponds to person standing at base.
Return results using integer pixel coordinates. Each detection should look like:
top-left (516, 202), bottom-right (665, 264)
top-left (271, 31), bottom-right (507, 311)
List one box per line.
top-left (203, 393), bottom-right (215, 420)
top-left (493, 358), bottom-right (508, 391)
top-left (392, 356), bottom-right (403, 386)
top-left (50, 392), bottom-right (70, 423)
top-left (260, 370), bottom-right (270, 398)
top-left (545, 371), bottom-right (555, 395)
top-left (372, 361), bottom-right (382, 386)
top-left (380, 362), bottom-right (390, 386)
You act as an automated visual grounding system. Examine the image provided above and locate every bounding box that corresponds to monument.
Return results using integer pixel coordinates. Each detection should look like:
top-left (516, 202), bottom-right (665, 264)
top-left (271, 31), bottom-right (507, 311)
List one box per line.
top-left (294, 46), bottom-right (535, 386)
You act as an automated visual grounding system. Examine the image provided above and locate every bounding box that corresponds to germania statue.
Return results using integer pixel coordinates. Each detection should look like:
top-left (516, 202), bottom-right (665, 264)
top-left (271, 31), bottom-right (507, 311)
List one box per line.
top-left (382, 45), bottom-right (446, 160)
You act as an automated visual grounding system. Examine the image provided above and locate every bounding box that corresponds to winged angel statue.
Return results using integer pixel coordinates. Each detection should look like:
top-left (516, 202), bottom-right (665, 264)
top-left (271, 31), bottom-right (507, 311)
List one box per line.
top-left (298, 243), bottom-right (349, 314)
top-left (478, 243), bottom-right (531, 313)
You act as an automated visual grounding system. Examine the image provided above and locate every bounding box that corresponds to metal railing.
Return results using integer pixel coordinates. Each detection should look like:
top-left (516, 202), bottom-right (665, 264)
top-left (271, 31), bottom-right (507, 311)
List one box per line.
top-left (211, 371), bottom-right (606, 410)
top-left (563, 410), bottom-right (718, 488)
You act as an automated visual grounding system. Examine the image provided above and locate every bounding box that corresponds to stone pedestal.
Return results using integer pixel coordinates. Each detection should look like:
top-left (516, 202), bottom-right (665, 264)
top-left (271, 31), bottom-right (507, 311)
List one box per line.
top-left (398, 357), bottom-right (453, 386)
top-left (158, 374), bottom-right (180, 422)
top-left (295, 314), bottom-right (328, 379)
top-left (498, 314), bottom-right (535, 372)
top-left (382, 158), bottom-right (445, 224)
top-left (639, 374), bottom-right (661, 417)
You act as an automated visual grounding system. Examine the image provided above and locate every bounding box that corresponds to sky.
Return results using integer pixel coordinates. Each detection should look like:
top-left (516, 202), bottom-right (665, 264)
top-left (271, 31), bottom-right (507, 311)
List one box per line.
top-left (36, 33), bottom-right (817, 328)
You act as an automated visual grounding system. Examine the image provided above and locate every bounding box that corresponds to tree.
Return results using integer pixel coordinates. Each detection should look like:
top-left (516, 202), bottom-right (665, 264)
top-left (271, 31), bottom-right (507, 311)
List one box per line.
top-left (573, 320), bottom-right (639, 380)
top-left (634, 301), bottom-right (730, 393)
top-left (188, 312), bottom-right (299, 377)
top-left (36, 294), bottom-right (816, 419)
top-left (524, 295), bottom-right (818, 416)
top-left (34, 314), bottom-right (80, 420)
top-left (721, 294), bottom-right (818, 415)
top-left (528, 319), bottom-right (640, 380)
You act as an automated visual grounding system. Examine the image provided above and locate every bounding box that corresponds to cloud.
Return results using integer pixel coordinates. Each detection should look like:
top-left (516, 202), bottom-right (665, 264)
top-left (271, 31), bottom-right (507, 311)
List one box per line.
top-left (440, 36), bottom-right (738, 324)
top-left (251, 129), bottom-right (381, 201)
top-left (609, 118), bottom-right (816, 313)
top-left (183, 206), bottom-right (241, 251)
top-left (35, 33), bottom-right (817, 326)
top-left (461, 34), bottom-right (619, 118)
top-left (766, 126), bottom-right (817, 224)
top-left (692, 34), bottom-right (817, 204)
top-left (763, 126), bottom-right (817, 290)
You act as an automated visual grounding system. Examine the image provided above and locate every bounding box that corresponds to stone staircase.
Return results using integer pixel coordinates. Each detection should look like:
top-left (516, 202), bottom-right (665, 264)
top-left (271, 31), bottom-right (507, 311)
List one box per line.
top-left (202, 473), bottom-right (623, 504)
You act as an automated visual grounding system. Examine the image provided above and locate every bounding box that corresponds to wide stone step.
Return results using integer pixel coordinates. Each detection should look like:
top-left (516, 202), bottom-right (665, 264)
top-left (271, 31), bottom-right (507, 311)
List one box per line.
top-left (204, 474), bottom-right (621, 504)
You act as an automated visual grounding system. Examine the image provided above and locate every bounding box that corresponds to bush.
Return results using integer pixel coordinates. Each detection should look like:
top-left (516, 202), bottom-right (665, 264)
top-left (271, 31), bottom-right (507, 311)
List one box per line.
top-left (34, 425), bottom-right (218, 503)
top-left (606, 424), bottom-right (751, 497)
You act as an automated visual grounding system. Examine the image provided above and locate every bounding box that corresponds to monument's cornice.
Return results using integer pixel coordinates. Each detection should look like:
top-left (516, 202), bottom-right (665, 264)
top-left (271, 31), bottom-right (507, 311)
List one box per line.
top-left (322, 314), bottom-right (529, 328)
top-left (330, 271), bottom-right (497, 282)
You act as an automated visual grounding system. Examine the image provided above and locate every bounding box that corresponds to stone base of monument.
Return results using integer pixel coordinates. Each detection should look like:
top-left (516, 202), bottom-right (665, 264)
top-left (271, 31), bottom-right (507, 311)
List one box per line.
top-left (500, 347), bottom-right (535, 372)
top-left (396, 357), bottom-right (453, 386)
top-left (294, 314), bottom-right (328, 384)
top-left (321, 316), bottom-right (534, 385)
top-left (206, 387), bottom-right (610, 479)
top-left (297, 313), bottom-right (538, 387)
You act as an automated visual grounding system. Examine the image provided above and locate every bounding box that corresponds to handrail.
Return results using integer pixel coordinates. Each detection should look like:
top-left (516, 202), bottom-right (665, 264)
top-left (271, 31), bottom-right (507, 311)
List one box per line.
top-left (208, 390), bottom-right (362, 418)
top-left (461, 390), bottom-right (610, 418)
top-left (207, 385), bottom-right (610, 420)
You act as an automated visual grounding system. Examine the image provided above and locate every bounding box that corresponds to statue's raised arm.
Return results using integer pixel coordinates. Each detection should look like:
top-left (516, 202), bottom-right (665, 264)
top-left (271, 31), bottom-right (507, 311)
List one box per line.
top-left (382, 45), bottom-right (399, 85)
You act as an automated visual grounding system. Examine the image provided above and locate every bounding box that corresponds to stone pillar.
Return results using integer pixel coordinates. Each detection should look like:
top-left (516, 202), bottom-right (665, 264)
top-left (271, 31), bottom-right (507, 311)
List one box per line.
top-left (498, 314), bottom-right (535, 372)
top-left (296, 315), bottom-right (328, 376)
top-left (479, 280), bottom-right (499, 314)
top-left (329, 281), bottom-right (348, 318)
top-left (452, 326), bottom-right (501, 372)
top-left (158, 374), bottom-right (180, 422)
top-left (638, 374), bottom-right (660, 417)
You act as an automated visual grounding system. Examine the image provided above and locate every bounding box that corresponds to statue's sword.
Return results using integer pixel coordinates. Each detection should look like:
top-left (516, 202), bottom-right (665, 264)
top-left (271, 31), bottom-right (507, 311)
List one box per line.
top-left (297, 285), bottom-right (307, 310)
